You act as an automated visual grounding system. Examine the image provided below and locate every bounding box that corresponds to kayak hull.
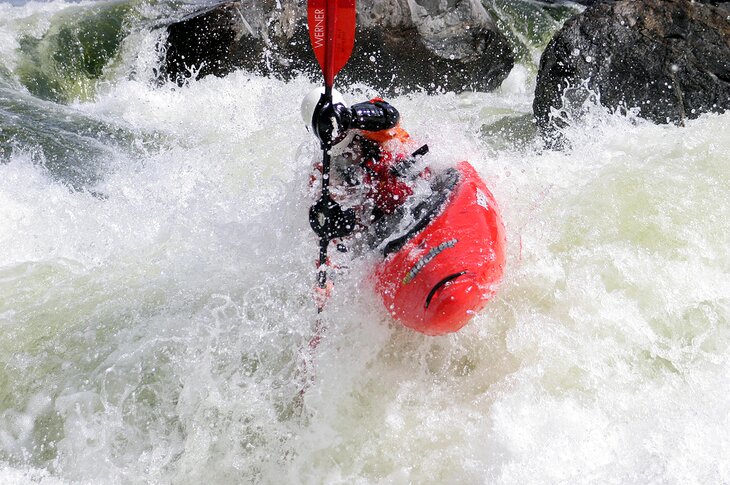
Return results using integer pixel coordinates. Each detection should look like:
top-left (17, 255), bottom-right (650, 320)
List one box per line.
top-left (374, 161), bottom-right (506, 335)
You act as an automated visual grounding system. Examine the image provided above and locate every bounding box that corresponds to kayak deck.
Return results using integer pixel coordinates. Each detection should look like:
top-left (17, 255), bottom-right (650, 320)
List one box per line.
top-left (374, 161), bottom-right (506, 335)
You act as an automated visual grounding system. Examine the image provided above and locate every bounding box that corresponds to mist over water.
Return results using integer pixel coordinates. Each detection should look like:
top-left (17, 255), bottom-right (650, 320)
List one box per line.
top-left (1, 1), bottom-right (729, 483)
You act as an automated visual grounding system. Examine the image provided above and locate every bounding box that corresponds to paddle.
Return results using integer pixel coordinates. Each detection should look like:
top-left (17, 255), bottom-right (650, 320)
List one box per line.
top-left (306, 0), bottom-right (357, 308)
top-left (293, 0), bottom-right (357, 406)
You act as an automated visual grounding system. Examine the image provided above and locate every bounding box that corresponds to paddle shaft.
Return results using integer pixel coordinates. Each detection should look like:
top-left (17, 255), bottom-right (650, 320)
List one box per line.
top-left (315, 2), bottom-right (337, 293)
top-left (307, 0), bottom-right (356, 300)
top-left (316, 102), bottom-right (331, 294)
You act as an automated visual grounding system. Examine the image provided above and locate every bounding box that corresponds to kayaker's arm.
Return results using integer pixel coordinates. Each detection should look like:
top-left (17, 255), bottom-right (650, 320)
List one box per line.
top-left (346, 99), bottom-right (400, 131)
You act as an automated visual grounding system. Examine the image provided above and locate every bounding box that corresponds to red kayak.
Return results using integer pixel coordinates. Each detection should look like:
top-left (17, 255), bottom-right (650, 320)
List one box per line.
top-left (373, 161), bottom-right (506, 335)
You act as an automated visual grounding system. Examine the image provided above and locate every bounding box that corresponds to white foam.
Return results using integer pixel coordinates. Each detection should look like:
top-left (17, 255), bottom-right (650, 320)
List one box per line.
top-left (1, 4), bottom-right (729, 482)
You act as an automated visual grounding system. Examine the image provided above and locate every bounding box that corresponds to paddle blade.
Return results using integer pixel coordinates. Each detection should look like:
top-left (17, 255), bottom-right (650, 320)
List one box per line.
top-left (307, 0), bottom-right (356, 87)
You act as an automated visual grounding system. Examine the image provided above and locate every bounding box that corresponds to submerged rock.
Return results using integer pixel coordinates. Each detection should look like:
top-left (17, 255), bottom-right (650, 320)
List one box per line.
top-left (15, 2), bottom-right (133, 103)
top-left (161, 0), bottom-right (514, 94)
top-left (533, 0), bottom-right (730, 136)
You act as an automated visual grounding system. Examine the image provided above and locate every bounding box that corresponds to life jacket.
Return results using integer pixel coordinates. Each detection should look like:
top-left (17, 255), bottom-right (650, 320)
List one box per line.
top-left (357, 103), bottom-right (418, 214)
top-left (313, 98), bottom-right (420, 216)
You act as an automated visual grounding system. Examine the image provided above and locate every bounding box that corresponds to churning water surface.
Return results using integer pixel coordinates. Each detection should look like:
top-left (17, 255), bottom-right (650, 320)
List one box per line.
top-left (1, 1), bottom-right (729, 483)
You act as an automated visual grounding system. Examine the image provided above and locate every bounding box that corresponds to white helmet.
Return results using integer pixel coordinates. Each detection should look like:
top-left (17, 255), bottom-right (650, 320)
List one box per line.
top-left (300, 86), bottom-right (346, 130)
top-left (300, 86), bottom-right (352, 154)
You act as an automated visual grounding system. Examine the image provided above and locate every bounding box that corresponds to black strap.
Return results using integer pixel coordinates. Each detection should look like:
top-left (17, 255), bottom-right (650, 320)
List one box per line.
top-left (389, 144), bottom-right (429, 178)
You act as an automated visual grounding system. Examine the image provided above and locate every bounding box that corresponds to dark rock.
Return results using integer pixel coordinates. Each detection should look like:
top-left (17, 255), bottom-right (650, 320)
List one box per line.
top-left (540, 0), bottom-right (724, 5)
top-left (538, 0), bottom-right (601, 5)
top-left (533, 0), bottom-right (730, 138)
top-left (160, 0), bottom-right (514, 94)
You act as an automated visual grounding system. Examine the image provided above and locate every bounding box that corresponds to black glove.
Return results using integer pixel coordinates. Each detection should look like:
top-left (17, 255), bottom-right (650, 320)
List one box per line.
top-left (312, 97), bottom-right (352, 148)
top-left (349, 100), bottom-right (400, 131)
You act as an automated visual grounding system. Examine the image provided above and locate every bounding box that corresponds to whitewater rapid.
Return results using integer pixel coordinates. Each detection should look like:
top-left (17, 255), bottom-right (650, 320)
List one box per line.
top-left (1, 1), bottom-right (729, 483)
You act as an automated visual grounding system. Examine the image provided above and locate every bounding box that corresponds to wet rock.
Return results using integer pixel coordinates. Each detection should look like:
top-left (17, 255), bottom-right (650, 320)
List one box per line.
top-left (160, 0), bottom-right (514, 94)
top-left (541, 0), bottom-right (724, 5)
top-left (538, 0), bottom-right (600, 5)
top-left (533, 0), bottom-right (730, 138)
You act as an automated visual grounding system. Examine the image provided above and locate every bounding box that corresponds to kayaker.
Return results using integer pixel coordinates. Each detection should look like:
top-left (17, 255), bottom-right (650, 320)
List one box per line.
top-left (302, 87), bottom-right (431, 305)
top-left (301, 87), bottom-right (429, 232)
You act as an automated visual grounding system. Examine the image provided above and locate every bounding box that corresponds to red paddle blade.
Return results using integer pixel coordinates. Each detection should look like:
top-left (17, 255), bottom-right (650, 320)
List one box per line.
top-left (307, 0), bottom-right (356, 87)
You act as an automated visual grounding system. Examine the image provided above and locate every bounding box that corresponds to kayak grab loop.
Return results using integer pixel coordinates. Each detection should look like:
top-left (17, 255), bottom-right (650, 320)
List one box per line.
top-left (425, 271), bottom-right (467, 309)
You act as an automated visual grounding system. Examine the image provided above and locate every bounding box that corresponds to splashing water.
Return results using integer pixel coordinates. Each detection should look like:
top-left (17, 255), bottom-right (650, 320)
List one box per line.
top-left (1, 1), bottom-right (729, 483)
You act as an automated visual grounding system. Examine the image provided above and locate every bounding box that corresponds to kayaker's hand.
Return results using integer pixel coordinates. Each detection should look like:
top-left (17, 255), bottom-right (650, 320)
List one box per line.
top-left (313, 101), bottom-right (351, 147)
